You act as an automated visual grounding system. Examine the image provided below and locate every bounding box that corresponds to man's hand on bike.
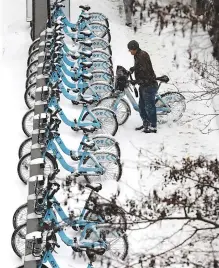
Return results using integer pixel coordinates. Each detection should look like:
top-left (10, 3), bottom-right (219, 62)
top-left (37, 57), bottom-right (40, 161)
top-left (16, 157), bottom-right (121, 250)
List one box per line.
top-left (130, 80), bottom-right (137, 85)
top-left (129, 67), bottom-right (135, 74)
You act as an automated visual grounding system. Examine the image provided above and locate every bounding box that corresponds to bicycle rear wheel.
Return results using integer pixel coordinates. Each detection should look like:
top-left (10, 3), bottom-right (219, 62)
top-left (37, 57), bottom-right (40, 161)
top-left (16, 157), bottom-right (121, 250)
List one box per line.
top-left (11, 224), bottom-right (26, 258)
top-left (18, 138), bottom-right (32, 158)
top-left (88, 12), bottom-right (109, 27)
top-left (17, 152), bottom-right (57, 184)
top-left (97, 97), bottom-right (131, 125)
top-left (13, 203), bottom-right (27, 229)
top-left (85, 203), bottom-right (127, 231)
top-left (22, 109), bottom-right (34, 137)
top-left (156, 92), bottom-right (186, 124)
top-left (82, 107), bottom-right (118, 136)
top-left (82, 82), bottom-right (113, 100)
top-left (88, 22), bottom-right (111, 43)
top-left (90, 134), bottom-right (121, 158)
top-left (84, 151), bottom-right (122, 183)
top-left (86, 227), bottom-right (128, 261)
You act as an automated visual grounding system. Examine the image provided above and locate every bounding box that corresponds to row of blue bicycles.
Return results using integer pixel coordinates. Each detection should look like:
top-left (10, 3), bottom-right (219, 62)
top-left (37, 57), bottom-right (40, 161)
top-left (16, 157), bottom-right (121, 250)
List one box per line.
top-left (12, 2), bottom-right (130, 268)
top-left (12, 1), bottom-right (187, 267)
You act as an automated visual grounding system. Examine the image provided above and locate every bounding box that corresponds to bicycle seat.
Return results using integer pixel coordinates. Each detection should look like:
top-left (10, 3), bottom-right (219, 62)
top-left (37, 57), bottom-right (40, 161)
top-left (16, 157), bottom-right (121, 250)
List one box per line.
top-left (85, 183), bottom-right (102, 192)
top-left (79, 5), bottom-right (91, 11)
top-left (79, 29), bottom-right (92, 36)
top-left (79, 40), bottom-right (92, 47)
top-left (79, 50), bottom-right (92, 57)
top-left (156, 75), bottom-right (169, 83)
top-left (81, 73), bottom-right (93, 80)
top-left (81, 61), bottom-right (93, 68)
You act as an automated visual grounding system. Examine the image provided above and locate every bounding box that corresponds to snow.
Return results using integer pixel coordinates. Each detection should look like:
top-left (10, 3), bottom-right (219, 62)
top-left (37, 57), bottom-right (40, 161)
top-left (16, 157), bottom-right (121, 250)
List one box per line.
top-left (1, 0), bottom-right (219, 267)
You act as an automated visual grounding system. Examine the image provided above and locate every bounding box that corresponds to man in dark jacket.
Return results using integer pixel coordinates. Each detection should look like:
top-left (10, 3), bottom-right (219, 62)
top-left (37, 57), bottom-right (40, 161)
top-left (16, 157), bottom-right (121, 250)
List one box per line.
top-left (128, 40), bottom-right (158, 133)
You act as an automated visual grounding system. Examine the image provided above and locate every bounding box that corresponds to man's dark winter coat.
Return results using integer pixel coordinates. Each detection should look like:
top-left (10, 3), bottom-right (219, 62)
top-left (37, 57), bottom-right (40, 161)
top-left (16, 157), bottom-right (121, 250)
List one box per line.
top-left (133, 49), bottom-right (157, 86)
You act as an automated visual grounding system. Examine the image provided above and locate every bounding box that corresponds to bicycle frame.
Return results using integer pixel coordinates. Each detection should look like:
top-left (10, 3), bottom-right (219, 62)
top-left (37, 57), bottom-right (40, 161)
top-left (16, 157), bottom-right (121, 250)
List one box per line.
top-left (114, 85), bottom-right (171, 114)
top-left (48, 96), bottom-right (101, 129)
top-left (45, 140), bottom-right (104, 173)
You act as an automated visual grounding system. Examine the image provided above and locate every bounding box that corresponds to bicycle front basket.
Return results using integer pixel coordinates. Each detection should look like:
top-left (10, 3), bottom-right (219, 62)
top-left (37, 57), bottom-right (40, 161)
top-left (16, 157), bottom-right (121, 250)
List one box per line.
top-left (115, 65), bottom-right (129, 91)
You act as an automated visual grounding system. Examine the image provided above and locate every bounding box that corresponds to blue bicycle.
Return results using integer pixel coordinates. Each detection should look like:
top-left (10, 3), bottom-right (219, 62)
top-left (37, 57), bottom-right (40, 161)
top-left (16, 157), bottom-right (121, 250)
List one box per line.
top-left (12, 182), bottom-right (128, 260)
top-left (97, 65), bottom-right (186, 125)
top-left (22, 95), bottom-right (118, 137)
top-left (18, 124), bottom-right (122, 184)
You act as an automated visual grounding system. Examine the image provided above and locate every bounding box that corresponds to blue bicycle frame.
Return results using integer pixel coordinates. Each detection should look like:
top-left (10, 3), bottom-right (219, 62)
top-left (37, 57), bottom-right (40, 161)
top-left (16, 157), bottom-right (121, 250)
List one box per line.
top-left (45, 139), bottom-right (104, 173)
top-left (113, 86), bottom-right (171, 114)
top-left (48, 96), bottom-right (101, 129)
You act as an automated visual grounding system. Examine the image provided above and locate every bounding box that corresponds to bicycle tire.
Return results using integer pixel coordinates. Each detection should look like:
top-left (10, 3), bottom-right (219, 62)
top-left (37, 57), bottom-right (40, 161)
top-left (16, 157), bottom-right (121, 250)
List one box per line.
top-left (85, 37), bottom-right (111, 54)
top-left (85, 227), bottom-right (128, 261)
top-left (90, 49), bottom-right (112, 63)
top-left (155, 92), bottom-right (186, 124)
top-left (17, 152), bottom-right (57, 184)
top-left (11, 224), bottom-right (26, 258)
top-left (81, 107), bottom-right (118, 136)
top-left (24, 83), bottom-right (37, 109)
top-left (25, 71), bottom-right (37, 89)
top-left (82, 81), bottom-right (113, 100)
top-left (27, 48), bottom-right (39, 66)
top-left (22, 109), bottom-right (34, 137)
top-left (90, 70), bottom-right (114, 85)
top-left (91, 134), bottom-right (121, 158)
top-left (88, 12), bottom-right (109, 27)
top-left (13, 203), bottom-right (27, 229)
top-left (83, 151), bottom-right (122, 183)
top-left (87, 22), bottom-right (110, 40)
top-left (28, 38), bottom-right (40, 55)
top-left (18, 137), bottom-right (32, 159)
top-left (16, 265), bottom-right (48, 268)
top-left (26, 59), bottom-right (38, 77)
top-left (97, 97), bottom-right (131, 125)
top-left (84, 203), bottom-right (127, 231)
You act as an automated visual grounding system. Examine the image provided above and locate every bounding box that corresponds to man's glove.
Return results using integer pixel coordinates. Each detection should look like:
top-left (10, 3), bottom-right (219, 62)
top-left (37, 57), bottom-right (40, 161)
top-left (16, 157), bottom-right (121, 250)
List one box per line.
top-left (130, 80), bottom-right (137, 85)
top-left (129, 67), bottom-right (135, 74)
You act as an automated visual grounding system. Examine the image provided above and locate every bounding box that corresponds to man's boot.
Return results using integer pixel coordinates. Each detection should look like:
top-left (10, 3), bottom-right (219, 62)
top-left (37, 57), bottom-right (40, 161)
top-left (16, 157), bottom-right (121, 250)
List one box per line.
top-left (143, 126), bottom-right (157, 133)
top-left (135, 125), bottom-right (144, 131)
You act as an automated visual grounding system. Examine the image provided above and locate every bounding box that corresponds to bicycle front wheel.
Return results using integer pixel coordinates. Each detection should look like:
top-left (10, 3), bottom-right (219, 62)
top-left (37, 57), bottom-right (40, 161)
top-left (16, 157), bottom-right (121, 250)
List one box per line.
top-left (17, 152), bottom-right (57, 184)
top-left (18, 138), bottom-right (32, 159)
top-left (28, 38), bottom-right (40, 55)
top-left (22, 109), bottom-right (34, 137)
top-left (97, 97), bottom-right (131, 125)
top-left (26, 59), bottom-right (38, 77)
top-left (13, 203), bottom-right (27, 229)
top-left (82, 107), bottom-right (118, 136)
top-left (24, 83), bottom-right (36, 109)
top-left (26, 71), bottom-right (37, 89)
top-left (27, 48), bottom-right (39, 66)
top-left (156, 92), bottom-right (186, 124)
top-left (11, 224), bottom-right (26, 258)
top-left (84, 151), bottom-right (122, 183)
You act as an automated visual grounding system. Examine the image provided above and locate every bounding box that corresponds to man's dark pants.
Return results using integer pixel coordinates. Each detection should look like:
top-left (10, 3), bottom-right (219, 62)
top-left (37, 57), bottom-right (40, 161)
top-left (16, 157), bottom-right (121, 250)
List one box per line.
top-left (139, 84), bottom-right (158, 128)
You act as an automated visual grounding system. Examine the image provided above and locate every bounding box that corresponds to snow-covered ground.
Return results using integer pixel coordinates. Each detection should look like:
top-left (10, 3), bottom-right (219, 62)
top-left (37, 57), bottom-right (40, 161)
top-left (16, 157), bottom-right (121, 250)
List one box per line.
top-left (1, 0), bottom-right (219, 267)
